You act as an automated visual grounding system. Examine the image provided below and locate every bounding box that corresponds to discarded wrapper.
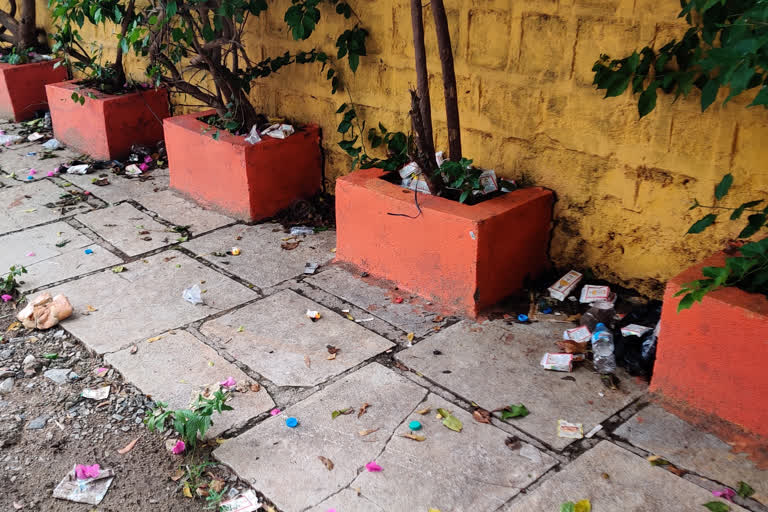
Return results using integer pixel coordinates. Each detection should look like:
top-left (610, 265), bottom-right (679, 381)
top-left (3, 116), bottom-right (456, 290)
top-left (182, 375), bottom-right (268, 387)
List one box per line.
top-left (435, 151), bottom-right (445, 167)
top-left (478, 169), bottom-right (498, 194)
top-left (306, 310), bottom-right (321, 322)
top-left (564, 325), bottom-right (591, 343)
top-left (548, 270), bottom-right (582, 301)
top-left (17, 292), bottom-right (73, 330)
top-left (584, 424), bottom-right (603, 438)
top-left (182, 284), bottom-right (204, 305)
top-left (621, 324), bottom-right (652, 337)
top-left (405, 175), bottom-right (432, 195)
top-left (124, 164), bottom-right (142, 176)
top-left (579, 285), bottom-right (611, 303)
top-left (0, 133), bottom-right (21, 145)
top-left (27, 132), bottom-right (44, 142)
top-left (304, 262), bottom-right (319, 275)
top-left (66, 164), bottom-right (91, 175)
top-left (540, 353), bottom-right (573, 372)
top-left (398, 161), bottom-right (421, 179)
top-left (244, 125), bottom-right (261, 144)
top-left (219, 489), bottom-right (261, 512)
top-left (53, 466), bottom-right (115, 505)
top-left (262, 123), bottom-right (294, 139)
top-left (42, 138), bottom-right (62, 150)
top-left (557, 419), bottom-right (584, 439)
top-left (290, 226), bottom-right (314, 236)
top-left (82, 386), bottom-right (111, 400)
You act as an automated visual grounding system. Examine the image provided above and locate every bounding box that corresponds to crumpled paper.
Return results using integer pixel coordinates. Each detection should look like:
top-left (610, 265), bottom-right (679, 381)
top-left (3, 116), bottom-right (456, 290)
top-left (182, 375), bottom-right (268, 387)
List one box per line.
top-left (17, 292), bottom-right (73, 330)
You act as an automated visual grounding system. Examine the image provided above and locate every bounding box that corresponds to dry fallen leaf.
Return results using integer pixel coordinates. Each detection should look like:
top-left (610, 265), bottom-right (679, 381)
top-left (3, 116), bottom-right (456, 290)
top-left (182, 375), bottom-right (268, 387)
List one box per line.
top-left (170, 468), bottom-right (185, 481)
top-left (118, 437), bottom-right (139, 454)
top-left (7, 321), bottom-right (21, 332)
top-left (196, 486), bottom-right (210, 497)
top-left (358, 402), bottom-right (370, 418)
top-left (400, 433), bottom-right (426, 442)
top-left (667, 465), bottom-right (686, 476)
top-left (182, 485), bottom-right (193, 498)
top-left (304, 355), bottom-right (311, 368)
top-left (210, 479), bottom-right (225, 492)
top-left (415, 407), bottom-right (431, 415)
top-left (147, 335), bottom-right (163, 343)
top-left (263, 505), bottom-right (277, 512)
top-left (406, 332), bottom-right (415, 343)
top-left (432, 316), bottom-right (444, 323)
top-left (281, 241), bottom-right (301, 250)
top-left (327, 353), bottom-right (337, 360)
top-left (359, 428), bottom-right (379, 436)
top-left (557, 340), bottom-right (588, 354)
top-left (472, 408), bottom-right (492, 424)
top-left (505, 436), bottom-right (522, 450)
top-left (394, 361), bottom-right (409, 372)
top-left (250, 382), bottom-right (260, 393)
top-left (318, 456), bottom-right (334, 471)
top-left (86, 304), bottom-right (97, 312)
top-left (326, 345), bottom-right (340, 355)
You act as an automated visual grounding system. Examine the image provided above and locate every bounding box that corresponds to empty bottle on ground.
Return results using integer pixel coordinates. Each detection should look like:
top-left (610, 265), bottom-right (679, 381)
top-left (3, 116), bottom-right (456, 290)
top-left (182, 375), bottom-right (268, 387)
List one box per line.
top-left (592, 322), bottom-right (616, 374)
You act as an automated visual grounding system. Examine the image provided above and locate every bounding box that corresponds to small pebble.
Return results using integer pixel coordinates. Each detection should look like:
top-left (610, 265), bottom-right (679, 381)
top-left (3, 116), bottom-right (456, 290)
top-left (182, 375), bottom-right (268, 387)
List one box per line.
top-left (285, 417), bottom-right (298, 428)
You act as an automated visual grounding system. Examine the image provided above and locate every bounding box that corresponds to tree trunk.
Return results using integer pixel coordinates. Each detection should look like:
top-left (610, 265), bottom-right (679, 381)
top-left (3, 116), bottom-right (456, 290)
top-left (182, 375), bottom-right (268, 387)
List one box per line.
top-left (409, 0), bottom-right (433, 156)
top-left (431, 0), bottom-right (462, 161)
top-left (18, 0), bottom-right (35, 50)
top-left (111, 0), bottom-right (136, 90)
top-left (409, 90), bottom-right (441, 195)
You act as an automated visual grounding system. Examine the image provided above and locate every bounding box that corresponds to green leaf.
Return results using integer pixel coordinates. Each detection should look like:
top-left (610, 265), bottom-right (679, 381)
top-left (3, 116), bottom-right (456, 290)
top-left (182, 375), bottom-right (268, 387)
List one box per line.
top-left (677, 293), bottom-right (695, 312)
top-left (166, 0), bottom-right (177, 18)
top-left (500, 403), bottom-right (530, 420)
top-left (43, 353), bottom-right (58, 360)
top-left (714, 173), bottom-right (733, 200)
top-left (335, 103), bottom-right (347, 114)
top-left (701, 79), bottom-right (720, 111)
top-left (638, 82), bottom-right (658, 117)
top-left (738, 213), bottom-right (767, 238)
top-left (737, 481), bottom-right (755, 498)
top-left (730, 200), bottom-right (763, 220)
top-left (749, 86), bottom-right (768, 107)
top-left (688, 214), bottom-right (717, 234)
top-left (561, 503), bottom-right (576, 512)
top-left (331, 407), bottom-right (351, 419)
top-left (702, 502), bottom-right (730, 512)
top-left (689, 199), bottom-right (700, 210)
top-left (437, 408), bottom-right (463, 432)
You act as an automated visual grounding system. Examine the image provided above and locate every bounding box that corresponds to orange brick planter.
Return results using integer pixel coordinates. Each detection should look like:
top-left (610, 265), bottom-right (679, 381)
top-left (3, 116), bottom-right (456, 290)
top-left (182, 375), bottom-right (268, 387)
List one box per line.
top-left (164, 111), bottom-right (322, 221)
top-left (45, 81), bottom-right (169, 160)
top-left (651, 251), bottom-right (768, 438)
top-left (336, 168), bottom-right (554, 317)
top-left (0, 60), bottom-right (67, 121)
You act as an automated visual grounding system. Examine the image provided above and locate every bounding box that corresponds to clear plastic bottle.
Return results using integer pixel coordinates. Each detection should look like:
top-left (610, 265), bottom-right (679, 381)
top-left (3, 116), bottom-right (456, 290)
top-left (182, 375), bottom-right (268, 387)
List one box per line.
top-left (592, 322), bottom-right (616, 374)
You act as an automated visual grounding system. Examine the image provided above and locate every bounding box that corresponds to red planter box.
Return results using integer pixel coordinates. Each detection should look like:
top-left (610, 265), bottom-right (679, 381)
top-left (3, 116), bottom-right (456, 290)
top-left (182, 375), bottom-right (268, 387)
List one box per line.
top-left (335, 168), bottom-right (554, 317)
top-left (164, 110), bottom-right (322, 221)
top-left (651, 251), bottom-right (768, 438)
top-left (0, 60), bottom-right (67, 121)
top-left (45, 81), bottom-right (170, 160)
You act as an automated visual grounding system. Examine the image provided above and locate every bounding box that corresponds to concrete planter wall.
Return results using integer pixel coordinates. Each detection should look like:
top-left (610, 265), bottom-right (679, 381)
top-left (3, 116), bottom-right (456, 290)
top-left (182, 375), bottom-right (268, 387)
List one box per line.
top-left (651, 250), bottom-right (768, 439)
top-left (163, 110), bottom-right (322, 221)
top-left (46, 81), bottom-right (169, 159)
top-left (335, 168), bottom-right (554, 317)
top-left (0, 60), bottom-right (67, 121)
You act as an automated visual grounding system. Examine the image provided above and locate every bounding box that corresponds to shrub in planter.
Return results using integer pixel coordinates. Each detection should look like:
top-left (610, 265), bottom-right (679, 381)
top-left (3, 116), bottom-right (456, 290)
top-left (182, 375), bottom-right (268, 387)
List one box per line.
top-left (334, 0), bottom-right (553, 316)
top-left (0, 0), bottom-right (65, 120)
top-left (46, 0), bottom-right (170, 159)
top-left (142, 0), bottom-right (367, 220)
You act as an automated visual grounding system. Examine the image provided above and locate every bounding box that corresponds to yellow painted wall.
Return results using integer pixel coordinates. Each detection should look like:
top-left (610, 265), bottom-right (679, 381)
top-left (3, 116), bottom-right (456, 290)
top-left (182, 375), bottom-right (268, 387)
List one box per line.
top-left (26, 0), bottom-right (768, 297)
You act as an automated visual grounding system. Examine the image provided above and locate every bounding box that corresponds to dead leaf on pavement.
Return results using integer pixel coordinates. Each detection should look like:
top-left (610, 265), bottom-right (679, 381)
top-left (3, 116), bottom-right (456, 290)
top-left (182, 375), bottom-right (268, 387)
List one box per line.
top-left (359, 428), bottom-right (379, 436)
top-left (415, 407), bottom-right (431, 415)
top-left (667, 465), bottom-right (686, 476)
top-left (210, 479), bottom-right (226, 492)
top-left (263, 505), bottom-right (277, 512)
top-left (472, 408), bottom-right (492, 424)
top-left (505, 436), bottom-right (521, 450)
top-left (647, 455), bottom-right (670, 466)
top-left (432, 316), bottom-right (444, 323)
top-left (326, 345), bottom-right (340, 355)
top-left (7, 321), bottom-right (21, 332)
top-left (196, 486), bottom-right (209, 497)
top-left (327, 353), bottom-right (337, 360)
top-left (406, 332), bottom-right (415, 343)
top-left (318, 456), bottom-right (334, 471)
top-left (86, 304), bottom-right (97, 312)
top-left (281, 241), bottom-right (301, 250)
top-left (171, 469), bottom-right (185, 481)
top-left (394, 361), bottom-right (409, 372)
top-left (304, 355), bottom-right (311, 368)
top-left (358, 403), bottom-right (370, 418)
top-left (400, 433), bottom-right (426, 442)
top-left (118, 437), bottom-right (139, 454)
top-left (147, 335), bottom-right (163, 343)
top-left (182, 485), bottom-right (193, 498)
top-left (250, 382), bottom-right (260, 392)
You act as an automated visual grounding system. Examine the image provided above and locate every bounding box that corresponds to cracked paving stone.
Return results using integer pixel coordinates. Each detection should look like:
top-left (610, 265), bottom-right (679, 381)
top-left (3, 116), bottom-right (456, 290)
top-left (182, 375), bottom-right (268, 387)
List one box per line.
top-left (201, 290), bottom-right (394, 387)
top-left (106, 330), bottom-right (274, 438)
top-left (396, 320), bottom-right (647, 450)
top-left (76, 202), bottom-right (176, 256)
top-left (306, 489), bottom-right (385, 512)
top-left (0, 179), bottom-right (92, 235)
top-left (0, 144), bottom-right (82, 182)
top-left (57, 167), bottom-right (170, 205)
top-left (43, 250), bottom-right (256, 354)
top-left (135, 189), bottom-right (234, 236)
top-left (502, 441), bottom-right (749, 511)
top-left (0, 221), bottom-right (121, 290)
top-left (614, 404), bottom-right (768, 504)
top-left (182, 223), bottom-right (336, 288)
top-left (213, 363), bottom-right (428, 512)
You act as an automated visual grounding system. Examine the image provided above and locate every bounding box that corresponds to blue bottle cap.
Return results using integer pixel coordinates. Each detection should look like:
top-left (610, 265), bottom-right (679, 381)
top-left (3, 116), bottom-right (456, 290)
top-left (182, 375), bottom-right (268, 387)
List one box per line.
top-left (517, 314), bottom-right (529, 322)
top-left (26, 176), bottom-right (34, 180)
top-left (595, 322), bottom-right (606, 331)
top-left (285, 417), bottom-right (298, 428)
top-left (408, 420), bottom-right (422, 431)
top-left (84, 248), bottom-right (93, 255)
top-left (541, 307), bottom-right (553, 314)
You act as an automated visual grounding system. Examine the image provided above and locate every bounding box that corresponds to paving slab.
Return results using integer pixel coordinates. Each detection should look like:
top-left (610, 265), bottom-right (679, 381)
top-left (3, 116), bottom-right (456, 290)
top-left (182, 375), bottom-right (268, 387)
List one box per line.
top-left (0, 179), bottom-right (92, 235)
top-left (76, 202), bottom-right (177, 256)
top-left (0, 143), bottom-right (82, 182)
top-left (615, 404), bottom-right (768, 504)
top-left (503, 441), bottom-right (748, 511)
top-left (307, 489), bottom-right (385, 512)
top-left (347, 393), bottom-right (556, 512)
top-left (213, 363), bottom-right (429, 512)
top-left (396, 320), bottom-right (647, 450)
top-left (0, 222), bottom-right (121, 290)
top-left (135, 189), bottom-right (234, 236)
top-left (183, 224), bottom-right (336, 288)
top-left (58, 168), bottom-right (170, 204)
top-left (105, 330), bottom-right (274, 438)
top-left (304, 265), bottom-right (449, 336)
top-left (44, 250), bottom-right (256, 354)
top-left (200, 290), bottom-right (393, 387)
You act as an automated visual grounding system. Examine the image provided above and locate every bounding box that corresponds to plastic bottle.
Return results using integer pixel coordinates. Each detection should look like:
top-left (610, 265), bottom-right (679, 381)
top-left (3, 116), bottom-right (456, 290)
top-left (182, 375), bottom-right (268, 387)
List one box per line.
top-left (591, 323), bottom-right (616, 374)
top-left (580, 301), bottom-right (616, 332)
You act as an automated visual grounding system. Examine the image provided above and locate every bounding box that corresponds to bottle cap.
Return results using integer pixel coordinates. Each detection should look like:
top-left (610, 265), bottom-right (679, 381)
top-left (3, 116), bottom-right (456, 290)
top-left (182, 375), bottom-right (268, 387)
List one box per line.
top-left (595, 322), bottom-right (606, 331)
top-left (285, 417), bottom-right (298, 428)
top-left (408, 420), bottom-right (422, 431)
top-left (517, 314), bottom-right (529, 322)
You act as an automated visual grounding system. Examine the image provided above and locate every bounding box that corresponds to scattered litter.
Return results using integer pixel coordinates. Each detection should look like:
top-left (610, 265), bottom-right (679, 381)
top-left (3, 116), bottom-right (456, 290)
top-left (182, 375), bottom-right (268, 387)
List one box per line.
top-left (408, 420), bottom-right (422, 431)
top-left (304, 262), bottom-right (319, 274)
top-left (711, 488), bottom-right (735, 502)
top-left (0, 134), bottom-right (21, 144)
top-left (230, 247), bottom-right (241, 256)
top-left (26, 252), bottom-right (35, 257)
top-left (579, 284), bottom-right (612, 303)
top-left (647, 455), bottom-right (670, 466)
top-left (557, 420), bottom-right (584, 439)
top-left (262, 123), bottom-right (295, 139)
top-left (66, 164), bottom-right (90, 175)
top-left (620, 324), bottom-right (652, 337)
top-left (182, 284), bottom-right (204, 305)
top-left (171, 440), bottom-right (186, 454)
top-left (82, 386), bottom-right (111, 400)
top-left (516, 313), bottom-right (530, 323)
top-left (548, 270), bottom-right (582, 301)
top-left (270, 408), bottom-right (281, 416)
top-left (505, 436), bottom-right (522, 450)
top-left (540, 353), bottom-right (573, 372)
top-left (541, 307), bottom-right (553, 314)
top-left (84, 249), bottom-right (93, 255)
top-left (354, 317), bottom-right (374, 323)
top-left (564, 325), bottom-right (591, 343)
top-left (365, 461), bottom-right (382, 472)
top-left (305, 310), bottom-right (321, 322)
top-left (42, 138), bottom-right (62, 150)
top-left (219, 489), bottom-right (261, 512)
top-left (111, 266), bottom-right (125, 274)
top-left (318, 456), bottom-right (334, 471)
top-left (124, 164), bottom-right (142, 176)
top-left (285, 417), bottom-right (298, 428)
top-left (281, 240), bottom-right (301, 250)
top-left (53, 465), bottom-right (115, 505)
top-left (584, 424), bottom-right (603, 438)
top-left (472, 408), bottom-right (492, 424)
top-left (16, 292), bottom-right (73, 330)
top-left (478, 169), bottom-right (498, 193)
top-left (244, 125), bottom-right (262, 144)
top-left (290, 226), bottom-right (315, 236)
top-left (27, 132), bottom-right (44, 142)
top-left (497, 403), bottom-right (530, 420)
top-left (129, 345), bottom-right (138, 354)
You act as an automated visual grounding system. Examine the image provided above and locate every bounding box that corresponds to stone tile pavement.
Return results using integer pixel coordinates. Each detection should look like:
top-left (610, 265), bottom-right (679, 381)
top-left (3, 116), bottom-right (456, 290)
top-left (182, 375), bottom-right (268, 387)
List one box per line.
top-left (1, 132), bottom-right (766, 512)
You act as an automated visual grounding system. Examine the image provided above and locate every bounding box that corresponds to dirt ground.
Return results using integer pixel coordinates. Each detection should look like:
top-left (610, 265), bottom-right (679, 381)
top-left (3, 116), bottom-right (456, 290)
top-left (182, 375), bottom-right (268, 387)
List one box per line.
top-left (0, 299), bottom-right (242, 511)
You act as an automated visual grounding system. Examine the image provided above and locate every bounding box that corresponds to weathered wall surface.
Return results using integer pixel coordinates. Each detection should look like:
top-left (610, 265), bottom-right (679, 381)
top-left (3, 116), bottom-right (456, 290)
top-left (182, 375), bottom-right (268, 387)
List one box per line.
top-left (26, 0), bottom-right (768, 296)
